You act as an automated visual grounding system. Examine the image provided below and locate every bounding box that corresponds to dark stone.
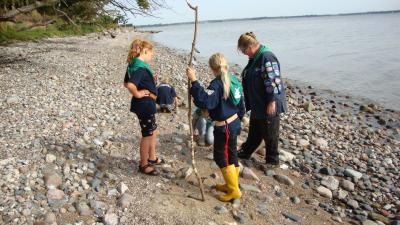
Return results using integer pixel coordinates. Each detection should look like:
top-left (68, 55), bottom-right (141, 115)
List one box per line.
top-left (319, 167), bottom-right (335, 176)
top-left (282, 212), bottom-right (301, 222)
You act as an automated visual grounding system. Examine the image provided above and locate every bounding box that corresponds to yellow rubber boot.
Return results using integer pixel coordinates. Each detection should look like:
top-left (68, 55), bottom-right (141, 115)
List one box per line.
top-left (218, 165), bottom-right (241, 202)
top-left (215, 166), bottom-right (240, 192)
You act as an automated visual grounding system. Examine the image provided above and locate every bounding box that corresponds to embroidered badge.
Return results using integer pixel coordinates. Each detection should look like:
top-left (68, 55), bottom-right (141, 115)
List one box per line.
top-left (275, 77), bottom-right (281, 84)
top-left (268, 72), bottom-right (276, 79)
top-left (265, 62), bottom-right (272, 67)
top-left (206, 89), bottom-right (215, 95)
top-left (267, 67), bottom-right (273, 72)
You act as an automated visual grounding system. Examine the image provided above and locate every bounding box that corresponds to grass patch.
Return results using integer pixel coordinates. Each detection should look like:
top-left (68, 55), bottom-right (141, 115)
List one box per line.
top-left (0, 21), bottom-right (111, 45)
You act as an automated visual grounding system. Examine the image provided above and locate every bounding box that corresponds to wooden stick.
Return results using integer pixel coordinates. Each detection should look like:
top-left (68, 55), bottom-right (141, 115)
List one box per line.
top-left (185, 0), bottom-right (205, 202)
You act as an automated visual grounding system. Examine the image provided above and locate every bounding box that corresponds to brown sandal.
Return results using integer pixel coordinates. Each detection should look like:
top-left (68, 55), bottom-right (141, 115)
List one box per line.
top-left (148, 157), bottom-right (165, 165)
top-left (138, 164), bottom-right (159, 176)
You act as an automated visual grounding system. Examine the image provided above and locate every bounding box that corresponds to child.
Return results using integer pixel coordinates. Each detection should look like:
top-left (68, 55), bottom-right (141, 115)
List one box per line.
top-left (186, 53), bottom-right (245, 202)
top-left (192, 107), bottom-right (214, 146)
top-left (124, 39), bottom-right (164, 176)
top-left (156, 77), bottom-right (177, 113)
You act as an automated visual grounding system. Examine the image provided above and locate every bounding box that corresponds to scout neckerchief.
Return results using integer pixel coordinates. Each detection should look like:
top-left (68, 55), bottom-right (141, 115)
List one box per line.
top-left (128, 57), bottom-right (154, 78)
top-left (215, 73), bottom-right (243, 106)
top-left (241, 45), bottom-right (270, 79)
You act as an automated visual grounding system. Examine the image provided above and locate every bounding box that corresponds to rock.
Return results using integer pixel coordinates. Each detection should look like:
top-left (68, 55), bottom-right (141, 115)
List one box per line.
top-left (314, 138), bottom-right (328, 147)
top-left (46, 189), bottom-right (64, 200)
top-left (117, 182), bottom-right (129, 194)
top-left (118, 193), bottom-right (133, 209)
top-left (337, 189), bottom-right (348, 200)
top-left (291, 196), bottom-right (301, 204)
top-left (233, 211), bottom-right (249, 224)
top-left (279, 150), bottom-right (295, 162)
top-left (103, 213), bottom-right (118, 225)
top-left (362, 220), bottom-right (378, 225)
top-left (44, 212), bottom-right (57, 225)
top-left (93, 138), bottom-right (104, 146)
top-left (91, 178), bottom-right (101, 191)
top-left (282, 212), bottom-right (302, 222)
top-left (214, 205), bottom-right (228, 214)
top-left (344, 168), bottom-right (363, 180)
top-left (360, 105), bottom-right (375, 113)
top-left (319, 167), bottom-right (335, 176)
top-left (298, 139), bottom-right (310, 147)
top-left (75, 201), bottom-right (92, 216)
top-left (45, 154), bottom-right (57, 163)
top-left (321, 176), bottom-right (339, 190)
top-left (369, 213), bottom-right (390, 224)
top-left (305, 198), bottom-right (319, 206)
top-left (232, 199), bottom-right (241, 209)
top-left (332, 216), bottom-right (342, 223)
top-left (341, 179), bottom-right (355, 192)
top-left (107, 188), bottom-right (118, 197)
top-left (256, 203), bottom-right (268, 215)
top-left (44, 172), bottom-right (62, 188)
top-left (304, 101), bottom-right (315, 112)
top-left (239, 184), bottom-right (261, 193)
top-left (347, 199), bottom-right (359, 209)
top-left (241, 167), bottom-right (260, 181)
top-left (265, 169), bottom-right (275, 177)
top-left (90, 200), bottom-right (108, 216)
top-left (316, 186), bottom-right (332, 199)
top-left (273, 174), bottom-right (294, 186)
top-left (6, 96), bottom-right (20, 104)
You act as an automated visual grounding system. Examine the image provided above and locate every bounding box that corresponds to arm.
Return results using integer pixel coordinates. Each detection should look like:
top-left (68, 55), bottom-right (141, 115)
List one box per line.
top-left (187, 67), bottom-right (221, 110)
top-left (125, 82), bottom-right (149, 98)
top-left (262, 58), bottom-right (281, 115)
top-left (237, 97), bottom-right (246, 120)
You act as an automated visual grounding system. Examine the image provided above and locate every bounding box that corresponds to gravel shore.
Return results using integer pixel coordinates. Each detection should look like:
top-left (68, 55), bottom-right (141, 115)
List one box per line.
top-left (0, 30), bottom-right (399, 225)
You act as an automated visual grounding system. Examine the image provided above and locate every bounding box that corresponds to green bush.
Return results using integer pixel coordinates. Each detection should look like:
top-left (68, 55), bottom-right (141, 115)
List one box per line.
top-left (0, 21), bottom-right (102, 45)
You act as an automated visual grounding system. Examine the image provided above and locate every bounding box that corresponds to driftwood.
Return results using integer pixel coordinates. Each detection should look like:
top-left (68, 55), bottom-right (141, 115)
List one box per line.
top-left (185, 0), bottom-right (205, 202)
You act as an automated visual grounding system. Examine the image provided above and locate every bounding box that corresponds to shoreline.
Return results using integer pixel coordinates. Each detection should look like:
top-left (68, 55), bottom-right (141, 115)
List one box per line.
top-left (0, 30), bottom-right (399, 225)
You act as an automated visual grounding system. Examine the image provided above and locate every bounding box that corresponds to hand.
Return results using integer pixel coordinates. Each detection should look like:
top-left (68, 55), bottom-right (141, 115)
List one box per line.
top-left (266, 101), bottom-right (276, 116)
top-left (138, 89), bottom-right (150, 98)
top-left (186, 67), bottom-right (197, 82)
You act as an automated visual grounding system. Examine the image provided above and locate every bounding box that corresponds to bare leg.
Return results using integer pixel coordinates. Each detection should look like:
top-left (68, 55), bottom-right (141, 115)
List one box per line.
top-left (140, 136), bottom-right (151, 166)
top-left (148, 129), bottom-right (159, 161)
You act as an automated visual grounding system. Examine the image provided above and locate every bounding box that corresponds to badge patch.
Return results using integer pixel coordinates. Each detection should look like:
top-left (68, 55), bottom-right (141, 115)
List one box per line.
top-left (274, 69), bottom-right (280, 76)
top-left (233, 87), bottom-right (241, 99)
top-left (268, 72), bottom-right (276, 79)
top-left (267, 67), bottom-right (273, 72)
top-left (274, 78), bottom-right (281, 84)
top-left (265, 62), bottom-right (272, 67)
top-left (266, 86), bottom-right (274, 93)
top-left (274, 87), bottom-right (279, 94)
top-left (206, 89), bottom-right (215, 95)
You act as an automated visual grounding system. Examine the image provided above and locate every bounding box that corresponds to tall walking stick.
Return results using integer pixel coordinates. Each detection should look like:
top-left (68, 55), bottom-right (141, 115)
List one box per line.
top-left (186, 0), bottom-right (205, 201)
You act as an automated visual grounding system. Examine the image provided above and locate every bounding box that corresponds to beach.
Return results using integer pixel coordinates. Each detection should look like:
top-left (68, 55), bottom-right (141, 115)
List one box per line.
top-left (0, 29), bottom-right (399, 225)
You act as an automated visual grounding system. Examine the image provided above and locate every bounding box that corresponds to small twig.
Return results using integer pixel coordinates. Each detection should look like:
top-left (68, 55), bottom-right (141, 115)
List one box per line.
top-left (185, 0), bottom-right (205, 202)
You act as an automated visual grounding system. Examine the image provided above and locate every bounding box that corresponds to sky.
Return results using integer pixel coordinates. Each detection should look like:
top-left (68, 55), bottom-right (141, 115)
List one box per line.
top-left (128, 0), bottom-right (400, 25)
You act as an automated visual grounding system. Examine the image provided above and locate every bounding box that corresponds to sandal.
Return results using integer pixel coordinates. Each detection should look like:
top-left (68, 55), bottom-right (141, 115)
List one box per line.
top-left (138, 164), bottom-right (159, 176)
top-left (148, 157), bottom-right (165, 165)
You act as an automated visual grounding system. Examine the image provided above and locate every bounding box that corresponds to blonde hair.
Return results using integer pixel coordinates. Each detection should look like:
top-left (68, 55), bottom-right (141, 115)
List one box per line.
top-left (209, 53), bottom-right (230, 99)
top-left (126, 39), bottom-right (154, 63)
top-left (237, 32), bottom-right (259, 50)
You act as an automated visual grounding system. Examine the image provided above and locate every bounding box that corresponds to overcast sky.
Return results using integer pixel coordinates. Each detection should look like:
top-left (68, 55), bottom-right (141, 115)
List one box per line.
top-left (128, 0), bottom-right (400, 25)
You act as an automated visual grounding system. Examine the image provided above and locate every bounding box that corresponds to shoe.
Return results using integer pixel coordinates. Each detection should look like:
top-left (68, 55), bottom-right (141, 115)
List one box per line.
top-left (237, 148), bottom-right (252, 160)
top-left (198, 136), bottom-right (206, 146)
top-left (218, 165), bottom-right (241, 202)
top-left (215, 166), bottom-right (239, 193)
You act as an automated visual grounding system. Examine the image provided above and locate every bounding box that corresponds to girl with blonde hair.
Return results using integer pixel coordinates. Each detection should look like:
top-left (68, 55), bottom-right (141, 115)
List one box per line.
top-left (124, 39), bottom-right (164, 176)
top-left (186, 53), bottom-right (245, 202)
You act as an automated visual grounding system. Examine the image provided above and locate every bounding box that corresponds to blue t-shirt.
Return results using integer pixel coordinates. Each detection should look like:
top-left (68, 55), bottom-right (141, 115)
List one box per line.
top-left (124, 68), bottom-right (157, 116)
top-left (156, 84), bottom-right (177, 105)
top-left (190, 79), bottom-right (245, 122)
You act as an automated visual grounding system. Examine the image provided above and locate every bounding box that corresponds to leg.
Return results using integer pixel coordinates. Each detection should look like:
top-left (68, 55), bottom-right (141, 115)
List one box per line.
top-left (263, 115), bottom-right (280, 165)
top-left (238, 119), bottom-right (263, 159)
top-left (196, 118), bottom-right (207, 146)
top-left (139, 136), bottom-right (151, 167)
top-left (227, 120), bottom-right (240, 167)
top-left (205, 123), bottom-right (214, 145)
top-left (213, 126), bottom-right (227, 168)
top-left (148, 129), bottom-right (158, 161)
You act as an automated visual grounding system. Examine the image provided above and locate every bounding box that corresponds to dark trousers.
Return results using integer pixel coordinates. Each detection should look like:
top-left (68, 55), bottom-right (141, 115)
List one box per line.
top-left (240, 115), bottom-right (280, 164)
top-left (213, 118), bottom-right (241, 168)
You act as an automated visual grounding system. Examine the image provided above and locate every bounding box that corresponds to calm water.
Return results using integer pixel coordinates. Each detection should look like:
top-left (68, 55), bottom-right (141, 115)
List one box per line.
top-left (146, 13), bottom-right (400, 110)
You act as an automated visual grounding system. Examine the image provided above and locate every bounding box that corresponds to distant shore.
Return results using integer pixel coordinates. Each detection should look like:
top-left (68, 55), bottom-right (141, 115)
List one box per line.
top-left (137, 10), bottom-right (400, 28)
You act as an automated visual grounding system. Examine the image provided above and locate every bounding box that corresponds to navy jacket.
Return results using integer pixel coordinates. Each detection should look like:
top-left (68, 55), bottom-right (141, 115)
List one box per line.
top-left (242, 50), bottom-right (287, 119)
top-left (156, 84), bottom-right (177, 105)
top-left (190, 78), bottom-right (245, 122)
top-left (124, 68), bottom-right (158, 116)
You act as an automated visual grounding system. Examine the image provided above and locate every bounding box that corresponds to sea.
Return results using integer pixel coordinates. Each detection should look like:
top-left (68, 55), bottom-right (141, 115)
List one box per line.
top-left (144, 12), bottom-right (400, 110)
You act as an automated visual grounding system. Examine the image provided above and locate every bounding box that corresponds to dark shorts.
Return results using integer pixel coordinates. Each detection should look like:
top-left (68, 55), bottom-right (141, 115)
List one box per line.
top-left (137, 114), bottom-right (157, 137)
